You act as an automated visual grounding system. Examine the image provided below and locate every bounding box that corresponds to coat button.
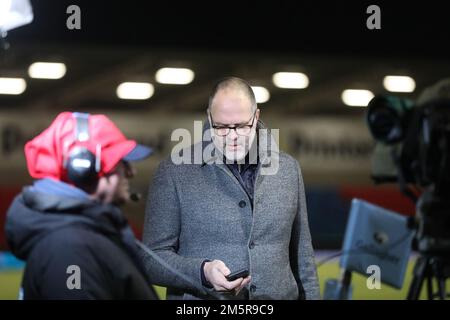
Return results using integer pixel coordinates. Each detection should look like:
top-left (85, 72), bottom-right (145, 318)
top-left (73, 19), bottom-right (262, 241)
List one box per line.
top-left (249, 242), bottom-right (255, 249)
top-left (250, 285), bottom-right (257, 293)
top-left (239, 200), bottom-right (246, 208)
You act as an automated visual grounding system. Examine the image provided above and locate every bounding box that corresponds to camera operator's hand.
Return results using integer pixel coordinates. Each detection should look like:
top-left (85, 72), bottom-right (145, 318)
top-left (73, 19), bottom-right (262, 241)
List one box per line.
top-left (203, 260), bottom-right (251, 295)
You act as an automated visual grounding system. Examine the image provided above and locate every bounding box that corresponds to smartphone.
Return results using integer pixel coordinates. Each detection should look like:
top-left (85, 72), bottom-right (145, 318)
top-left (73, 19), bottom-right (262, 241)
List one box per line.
top-left (225, 269), bottom-right (249, 281)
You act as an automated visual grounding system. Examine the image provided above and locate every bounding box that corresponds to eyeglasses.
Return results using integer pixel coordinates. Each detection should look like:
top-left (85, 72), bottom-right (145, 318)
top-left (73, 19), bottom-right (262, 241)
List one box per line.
top-left (209, 110), bottom-right (257, 137)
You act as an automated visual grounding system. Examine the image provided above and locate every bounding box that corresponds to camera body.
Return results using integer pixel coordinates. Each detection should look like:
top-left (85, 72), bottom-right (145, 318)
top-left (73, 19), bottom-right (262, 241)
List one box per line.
top-left (367, 95), bottom-right (450, 191)
top-left (367, 95), bottom-right (450, 254)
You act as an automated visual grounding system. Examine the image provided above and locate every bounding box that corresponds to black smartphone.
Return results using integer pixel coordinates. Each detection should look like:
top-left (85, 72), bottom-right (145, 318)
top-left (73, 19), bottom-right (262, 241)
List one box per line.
top-left (225, 269), bottom-right (249, 281)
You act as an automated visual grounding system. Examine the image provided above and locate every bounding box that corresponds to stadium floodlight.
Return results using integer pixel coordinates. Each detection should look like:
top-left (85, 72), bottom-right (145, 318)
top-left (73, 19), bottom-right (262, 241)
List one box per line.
top-left (0, 0), bottom-right (33, 35)
top-left (116, 82), bottom-right (154, 100)
top-left (251, 86), bottom-right (270, 103)
top-left (0, 0), bottom-right (33, 50)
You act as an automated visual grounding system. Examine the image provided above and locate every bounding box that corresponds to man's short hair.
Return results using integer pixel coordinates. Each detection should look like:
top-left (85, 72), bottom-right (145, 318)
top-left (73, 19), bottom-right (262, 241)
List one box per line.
top-left (208, 77), bottom-right (257, 112)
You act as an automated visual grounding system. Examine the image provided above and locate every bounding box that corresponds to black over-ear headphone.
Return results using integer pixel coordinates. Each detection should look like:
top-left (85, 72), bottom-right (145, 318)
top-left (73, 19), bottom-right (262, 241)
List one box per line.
top-left (65, 112), bottom-right (101, 189)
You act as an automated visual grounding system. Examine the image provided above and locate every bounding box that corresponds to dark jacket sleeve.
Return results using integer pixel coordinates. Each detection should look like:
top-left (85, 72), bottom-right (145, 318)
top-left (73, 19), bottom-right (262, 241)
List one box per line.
top-left (289, 160), bottom-right (321, 300)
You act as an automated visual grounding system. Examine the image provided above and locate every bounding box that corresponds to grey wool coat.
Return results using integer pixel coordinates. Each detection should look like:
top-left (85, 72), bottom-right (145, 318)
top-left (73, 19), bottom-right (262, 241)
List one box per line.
top-left (141, 121), bottom-right (320, 300)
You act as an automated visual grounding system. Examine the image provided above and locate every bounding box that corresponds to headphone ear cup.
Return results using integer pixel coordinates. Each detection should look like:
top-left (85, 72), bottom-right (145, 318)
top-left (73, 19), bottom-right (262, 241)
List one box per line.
top-left (66, 147), bottom-right (99, 190)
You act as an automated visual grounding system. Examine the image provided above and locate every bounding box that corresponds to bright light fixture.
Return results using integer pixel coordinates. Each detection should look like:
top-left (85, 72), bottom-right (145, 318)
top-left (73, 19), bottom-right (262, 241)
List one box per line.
top-left (28, 62), bottom-right (67, 79)
top-left (272, 72), bottom-right (309, 89)
top-left (0, 0), bottom-right (33, 33)
top-left (383, 75), bottom-right (416, 93)
top-left (0, 77), bottom-right (26, 95)
top-left (155, 68), bottom-right (195, 85)
top-left (116, 82), bottom-right (154, 100)
top-left (251, 86), bottom-right (270, 103)
top-left (341, 89), bottom-right (374, 107)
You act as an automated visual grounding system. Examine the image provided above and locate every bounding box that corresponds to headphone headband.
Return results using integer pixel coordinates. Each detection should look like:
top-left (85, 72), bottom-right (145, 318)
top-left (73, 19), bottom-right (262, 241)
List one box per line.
top-left (65, 112), bottom-right (101, 190)
top-left (73, 112), bottom-right (90, 142)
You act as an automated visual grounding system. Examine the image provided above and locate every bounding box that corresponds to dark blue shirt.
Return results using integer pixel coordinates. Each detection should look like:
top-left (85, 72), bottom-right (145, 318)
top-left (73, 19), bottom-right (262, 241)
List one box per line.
top-left (226, 162), bottom-right (258, 206)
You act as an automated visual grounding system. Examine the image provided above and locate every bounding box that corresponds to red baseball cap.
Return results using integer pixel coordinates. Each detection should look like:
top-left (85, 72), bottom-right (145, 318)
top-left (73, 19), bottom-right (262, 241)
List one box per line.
top-left (25, 112), bottom-right (153, 181)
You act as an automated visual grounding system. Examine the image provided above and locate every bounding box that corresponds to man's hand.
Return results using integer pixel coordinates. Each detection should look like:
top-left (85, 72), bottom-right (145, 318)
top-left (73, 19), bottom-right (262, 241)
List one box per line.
top-left (203, 260), bottom-right (251, 295)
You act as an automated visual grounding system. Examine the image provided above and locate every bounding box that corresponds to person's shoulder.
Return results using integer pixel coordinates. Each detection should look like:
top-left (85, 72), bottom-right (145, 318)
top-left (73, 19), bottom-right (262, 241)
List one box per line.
top-left (157, 142), bottom-right (205, 172)
top-left (6, 191), bottom-right (26, 213)
top-left (37, 225), bottom-right (113, 253)
top-left (278, 150), bottom-right (300, 169)
top-left (24, 226), bottom-right (108, 275)
top-left (279, 151), bottom-right (297, 163)
top-left (33, 225), bottom-right (129, 278)
top-left (276, 151), bottom-right (306, 182)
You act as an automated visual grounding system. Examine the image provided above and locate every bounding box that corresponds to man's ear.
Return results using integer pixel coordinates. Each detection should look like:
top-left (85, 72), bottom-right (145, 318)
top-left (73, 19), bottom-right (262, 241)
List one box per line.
top-left (92, 174), bottom-right (116, 203)
top-left (207, 110), bottom-right (212, 126)
top-left (92, 176), bottom-right (107, 202)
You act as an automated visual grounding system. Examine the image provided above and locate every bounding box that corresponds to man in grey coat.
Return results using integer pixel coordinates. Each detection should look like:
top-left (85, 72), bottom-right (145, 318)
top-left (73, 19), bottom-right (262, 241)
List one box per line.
top-left (142, 77), bottom-right (320, 300)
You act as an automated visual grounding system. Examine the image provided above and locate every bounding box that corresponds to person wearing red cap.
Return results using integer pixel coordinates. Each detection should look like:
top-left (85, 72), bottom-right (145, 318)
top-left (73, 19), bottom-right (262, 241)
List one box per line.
top-left (4, 111), bottom-right (157, 300)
